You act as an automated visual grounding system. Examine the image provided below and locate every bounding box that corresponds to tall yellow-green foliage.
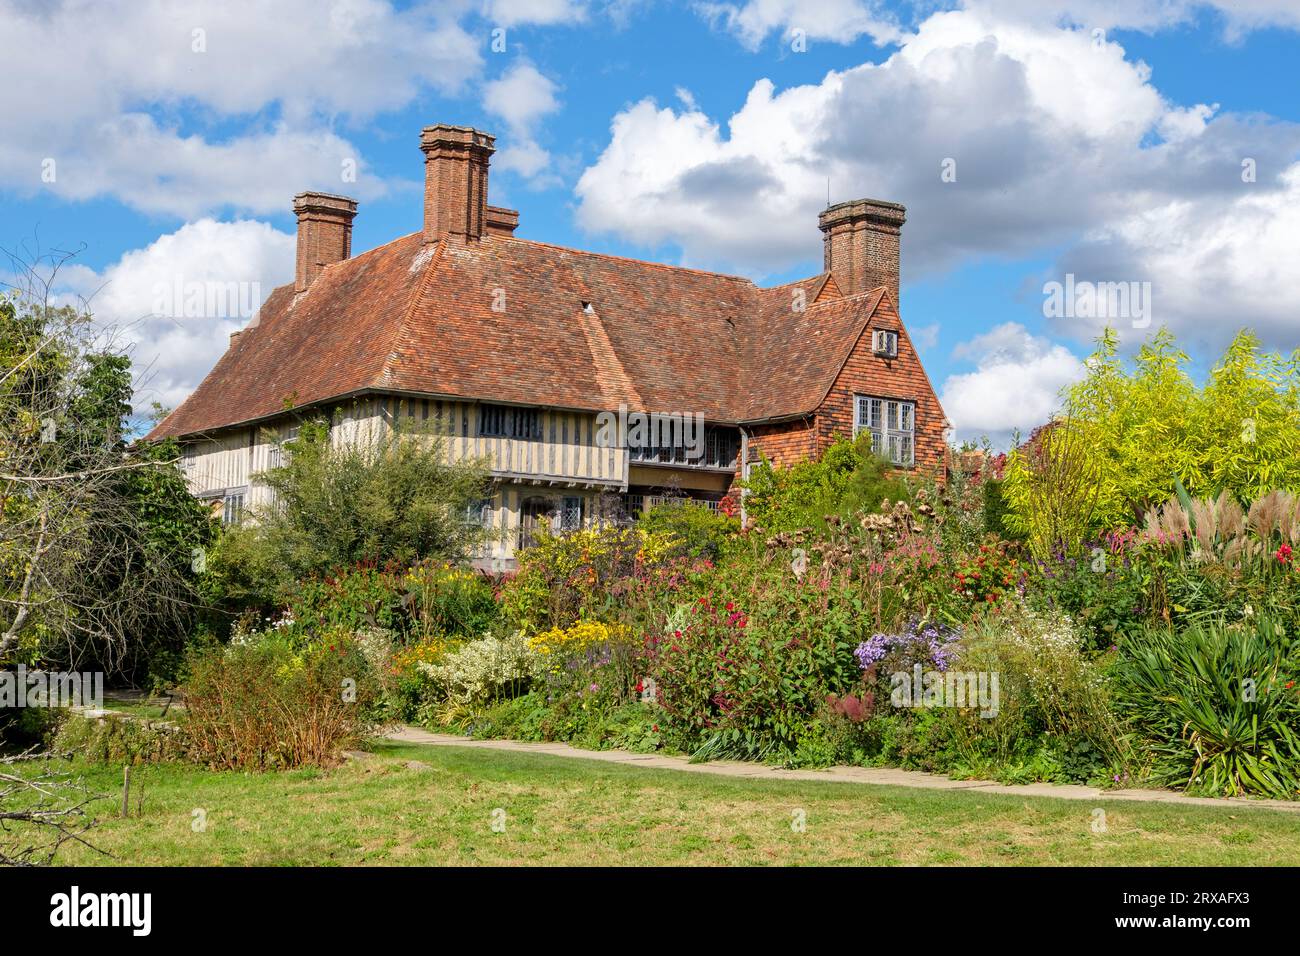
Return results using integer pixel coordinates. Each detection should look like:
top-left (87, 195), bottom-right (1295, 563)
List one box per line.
top-left (1004, 327), bottom-right (1300, 545)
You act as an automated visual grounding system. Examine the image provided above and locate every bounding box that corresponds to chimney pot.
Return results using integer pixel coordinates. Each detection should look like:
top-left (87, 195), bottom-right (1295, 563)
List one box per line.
top-left (419, 124), bottom-right (495, 244)
top-left (293, 191), bottom-right (358, 294)
top-left (818, 198), bottom-right (906, 302)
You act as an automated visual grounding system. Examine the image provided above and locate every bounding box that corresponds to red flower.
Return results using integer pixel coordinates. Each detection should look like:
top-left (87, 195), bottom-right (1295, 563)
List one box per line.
top-left (725, 601), bottom-right (735, 611)
top-left (1276, 544), bottom-right (1293, 564)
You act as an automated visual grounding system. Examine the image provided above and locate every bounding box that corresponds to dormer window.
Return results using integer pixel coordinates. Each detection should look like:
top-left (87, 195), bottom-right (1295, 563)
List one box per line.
top-left (872, 329), bottom-right (899, 358)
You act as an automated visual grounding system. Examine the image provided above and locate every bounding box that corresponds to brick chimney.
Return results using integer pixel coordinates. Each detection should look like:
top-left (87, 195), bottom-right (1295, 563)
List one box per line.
top-left (485, 204), bottom-right (519, 238)
top-left (818, 198), bottom-right (906, 302)
top-left (293, 191), bottom-right (358, 294)
top-left (419, 125), bottom-right (495, 244)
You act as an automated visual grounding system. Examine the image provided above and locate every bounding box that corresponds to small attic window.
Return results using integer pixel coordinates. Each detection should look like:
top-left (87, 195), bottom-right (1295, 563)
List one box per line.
top-left (581, 301), bottom-right (595, 314)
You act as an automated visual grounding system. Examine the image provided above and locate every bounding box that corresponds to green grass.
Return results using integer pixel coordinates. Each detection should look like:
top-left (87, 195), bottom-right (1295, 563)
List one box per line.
top-left (22, 742), bottom-right (1300, 866)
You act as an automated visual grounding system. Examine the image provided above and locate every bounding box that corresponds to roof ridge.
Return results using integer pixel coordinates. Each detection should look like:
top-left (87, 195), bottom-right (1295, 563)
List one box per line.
top-left (511, 237), bottom-right (758, 284)
top-left (760, 273), bottom-right (828, 292)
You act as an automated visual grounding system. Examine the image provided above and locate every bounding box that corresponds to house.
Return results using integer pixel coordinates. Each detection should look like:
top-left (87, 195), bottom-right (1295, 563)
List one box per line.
top-left (149, 123), bottom-right (949, 565)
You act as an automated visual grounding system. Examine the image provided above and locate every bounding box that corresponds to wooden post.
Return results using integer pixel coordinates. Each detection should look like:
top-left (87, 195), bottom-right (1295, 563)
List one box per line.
top-left (121, 765), bottom-right (131, 818)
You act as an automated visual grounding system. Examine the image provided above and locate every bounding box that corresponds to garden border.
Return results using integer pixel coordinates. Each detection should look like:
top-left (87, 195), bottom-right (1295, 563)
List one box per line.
top-left (387, 726), bottom-right (1300, 813)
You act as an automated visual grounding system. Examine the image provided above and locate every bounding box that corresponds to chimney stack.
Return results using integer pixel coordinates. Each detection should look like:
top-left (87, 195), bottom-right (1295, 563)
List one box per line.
top-left (485, 204), bottom-right (519, 238)
top-left (818, 198), bottom-right (906, 303)
top-left (293, 191), bottom-right (358, 294)
top-left (419, 125), bottom-right (495, 244)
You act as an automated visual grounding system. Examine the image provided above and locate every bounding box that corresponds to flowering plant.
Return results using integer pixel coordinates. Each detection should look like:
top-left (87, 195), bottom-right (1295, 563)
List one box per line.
top-left (854, 620), bottom-right (962, 674)
top-left (953, 539), bottom-right (1021, 608)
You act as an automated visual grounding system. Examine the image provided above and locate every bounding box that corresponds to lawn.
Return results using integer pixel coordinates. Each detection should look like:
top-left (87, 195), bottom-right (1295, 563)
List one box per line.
top-left (22, 742), bottom-right (1300, 866)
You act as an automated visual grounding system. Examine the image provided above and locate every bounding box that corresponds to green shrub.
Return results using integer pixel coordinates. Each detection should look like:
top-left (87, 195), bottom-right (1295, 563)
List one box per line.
top-left (1004, 327), bottom-right (1300, 539)
top-left (648, 573), bottom-right (869, 762)
top-left (207, 418), bottom-right (493, 607)
top-left (401, 562), bottom-right (500, 640)
top-left (637, 501), bottom-right (739, 561)
top-left (469, 693), bottom-right (665, 753)
top-left (949, 607), bottom-right (1124, 782)
top-left (740, 435), bottom-right (912, 533)
top-left (183, 630), bottom-right (383, 770)
top-left (415, 630), bottom-right (540, 726)
top-left (1111, 617), bottom-right (1300, 798)
top-left (501, 523), bottom-right (688, 634)
top-left (982, 478), bottom-right (1016, 539)
top-left (50, 712), bottom-right (188, 764)
top-left (1023, 534), bottom-right (1146, 650)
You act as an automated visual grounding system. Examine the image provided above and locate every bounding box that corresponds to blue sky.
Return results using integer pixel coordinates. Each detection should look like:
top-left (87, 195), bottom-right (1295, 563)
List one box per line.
top-left (3, 0), bottom-right (1299, 447)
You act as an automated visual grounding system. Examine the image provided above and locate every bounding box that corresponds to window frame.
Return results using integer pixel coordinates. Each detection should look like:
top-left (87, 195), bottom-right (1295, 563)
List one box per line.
top-left (477, 403), bottom-right (543, 441)
top-left (558, 495), bottom-right (584, 532)
top-left (221, 492), bottom-right (245, 526)
top-left (872, 329), bottom-right (899, 358)
top-left (853, 395), bottom-right (916, 466)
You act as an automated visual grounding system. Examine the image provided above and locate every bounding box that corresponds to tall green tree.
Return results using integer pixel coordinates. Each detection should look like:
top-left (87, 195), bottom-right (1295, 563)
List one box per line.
top-left (209, 417), bottom-right (494, 607)
top-left (1004, 326), bottom-right (1300, 547)
top-left (1, 259), bottom-right (211, 675)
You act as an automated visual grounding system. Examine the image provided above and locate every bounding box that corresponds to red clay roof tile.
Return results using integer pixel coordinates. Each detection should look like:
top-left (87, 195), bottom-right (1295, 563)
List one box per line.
top-left (148, 232), bottom-right (893, 439)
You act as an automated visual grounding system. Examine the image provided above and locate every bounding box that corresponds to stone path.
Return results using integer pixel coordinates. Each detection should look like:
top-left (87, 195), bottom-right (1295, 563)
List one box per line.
top-left (386, 725), bottom-right (1300, 813)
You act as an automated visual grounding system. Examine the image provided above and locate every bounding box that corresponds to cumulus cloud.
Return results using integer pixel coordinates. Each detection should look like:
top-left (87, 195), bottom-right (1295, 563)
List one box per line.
top-left (55, 220), bottom-right (294, 412)
top-left (910, 322), bottom-right (940, 351)
top-left (482, 0), bottom-right (590, 27)
top-left (484, 62), bottom-right (563, 183)
top-left (941, 322), bottom-right (1085, 448)
top-left (0, 0), bottom-right (481, 216)
top-left (575, 6), bottom-right (1300, 350)
top-left (967, 0), bottom-right (1300, 37)
top-left (696, 0), bottom-right (903, 49)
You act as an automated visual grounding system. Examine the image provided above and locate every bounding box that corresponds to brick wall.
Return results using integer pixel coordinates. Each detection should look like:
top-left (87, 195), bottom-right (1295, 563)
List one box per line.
top-left (746, 416), bottom-right (816, 470)
top-left (813, 292), bottom-right (947, 474)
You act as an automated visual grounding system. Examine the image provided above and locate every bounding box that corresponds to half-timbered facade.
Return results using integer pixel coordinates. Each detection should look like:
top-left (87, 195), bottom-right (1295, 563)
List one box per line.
top-left (149, 123), bottom-right (948, 566)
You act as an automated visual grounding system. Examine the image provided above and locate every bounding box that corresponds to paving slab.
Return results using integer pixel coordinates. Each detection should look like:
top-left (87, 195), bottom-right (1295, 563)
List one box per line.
top-left (384, 725), bottom-right (1300, 813)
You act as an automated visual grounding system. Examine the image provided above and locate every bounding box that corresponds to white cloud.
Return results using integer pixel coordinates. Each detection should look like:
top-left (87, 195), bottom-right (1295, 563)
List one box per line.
top-left (910, 322), bottom-right (940, 351)
top-left (483, 0), bottom-right (589, 27)
top-left (0, 0), bottom-right (481, 216)
top-left (56, 219), bottom-right (294, 412)
top-left (483, 62), bottom-right (563, 183)
top-left (1056, 163), bottom-right (1300, 352)
top-left (696, 0), bottom-right (903, 50)
top-left (941, 323), bottom-right (1085, 449)
top-left (483, 62), bottom-right (561, 131)
top-left (575, 7), bottom-right (1300, 350)
top-left (966, 0), bottom-right (1300, 37)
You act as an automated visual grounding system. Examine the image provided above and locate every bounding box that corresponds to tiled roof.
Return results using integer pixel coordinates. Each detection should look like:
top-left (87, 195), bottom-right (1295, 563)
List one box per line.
top-left (149, 233), bottom-right (891, 439)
